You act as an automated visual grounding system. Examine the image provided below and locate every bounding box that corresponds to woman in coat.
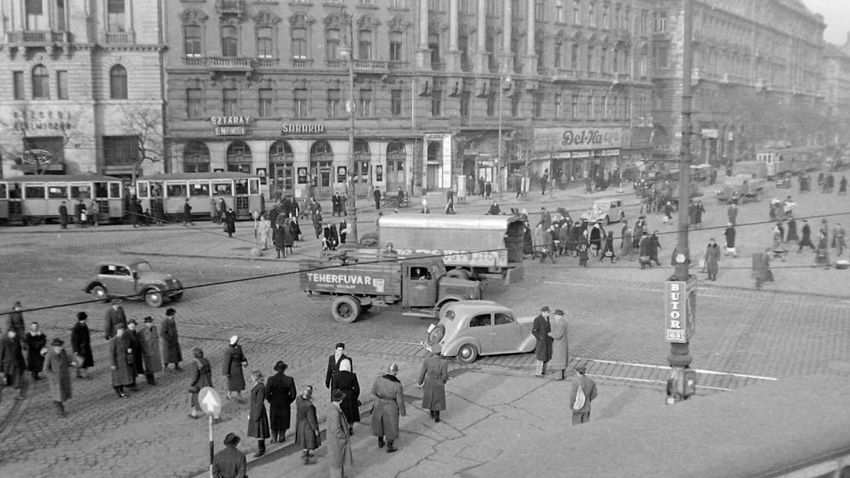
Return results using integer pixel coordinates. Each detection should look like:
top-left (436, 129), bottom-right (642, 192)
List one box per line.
top-left (330, 358), bottom-right (360, 435)
top-left (247, 370), bottom-right (270, 458)
top-left (548, 310), bottom-right (569, 380)
top-left (188, 347), bottom-right (214, 420)
top-left (43, 338), bottom-right (72, 417)
top-left (223, 335), bottom-right (248, 401)
top-left (283, 218), bottom-right (296, 254)
top-left (327, 390), bottom-right (353, 478)
top-left (140, 316), bottom-right (163, 385)
top-left (24, 321), bottom-right (47, 380)
top-left (295, 386), bottom-right (321, 464)
top-left (703, 239), bottom-right (721, 281)
top-left (265, 361), bottom-right (296, 443)
top-left (273, 223), bottom-right (286, 259)
top-left (224, 208), bottom-right (236, 238)
top-left (418, 347), bottom-right (449, 422)
top-left (70, 312), bottom-right (93, 378)
top-left (160, 308), bottom-right (182, 370)
top-left (109, 325), bottom-right (134, 398)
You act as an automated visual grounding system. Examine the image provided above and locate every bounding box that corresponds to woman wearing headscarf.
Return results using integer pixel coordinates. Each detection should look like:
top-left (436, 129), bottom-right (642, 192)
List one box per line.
top-left (330, 358), bottom-right (360, 436)
top-left (295, 385), bottom-right (321, 465)
top-left (223, 335), bottom-right (248, 401)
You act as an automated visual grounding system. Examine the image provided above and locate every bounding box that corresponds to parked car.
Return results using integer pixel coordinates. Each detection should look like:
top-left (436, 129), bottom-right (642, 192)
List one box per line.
top-left (580, 199), bottom-right (626, 225)
top-left (422, 300), bottom-right (536, 364)
top-left (83, 260), bottom-right (184, 307)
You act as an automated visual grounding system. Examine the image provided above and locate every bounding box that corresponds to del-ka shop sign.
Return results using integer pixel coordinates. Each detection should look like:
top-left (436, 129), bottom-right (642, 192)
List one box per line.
top-left (665, 276), bottom-right (696, 343)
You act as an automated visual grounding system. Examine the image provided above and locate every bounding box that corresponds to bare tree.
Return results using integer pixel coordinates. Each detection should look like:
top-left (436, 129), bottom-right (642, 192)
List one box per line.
top-left (119, 105), bottom-right (164, 184)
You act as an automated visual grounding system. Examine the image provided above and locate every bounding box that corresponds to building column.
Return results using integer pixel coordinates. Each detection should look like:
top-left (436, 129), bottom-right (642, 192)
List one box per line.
top-left (475, 0), bottom-right (487, 73)
top-left (525, 0), bottom-right (537, 73)
top-left (416, 0), bottom-right (431, 69)
top-left (441, 135), bottom-right (453, 188)
top-left (446, 0), bottom-right (461, 71)
top-left (208, 141), bottom-right (228, 172)
top-left (501, 0), bottom-right (512, 74)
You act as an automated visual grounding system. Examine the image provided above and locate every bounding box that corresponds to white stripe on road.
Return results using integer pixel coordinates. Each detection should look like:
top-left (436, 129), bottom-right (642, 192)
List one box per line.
top-left (585, 373), bottom-right (731, 391)
top-left (581, 358), bottom-right (778, 381)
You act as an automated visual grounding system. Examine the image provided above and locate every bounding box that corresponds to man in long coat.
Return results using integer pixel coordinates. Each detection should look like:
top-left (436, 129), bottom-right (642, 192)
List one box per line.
top-left (798, 219), bottom-right (816, 252)
top-left (265, 361), bottom-right (296, 443)
top-left (109, 324), bottom-right (134, 398)
top-left (548, 310), bottom-right (569, 380)
top-left (59, 201), bottom-right (69, 229)
top-left (328, 390), bottom-right (353, 478)
top-left (188, 347), bottom-right (214, 420)
top-left (211, 433), bottom-right (247, 478)
top-left (325, 343), bottom-right (352, 396)
top-left (7, 301), bottom-right (25, 337)
top-left (160, 308), bottom-right (183, 370)
top-left (247, 371), bottom-right (270, 457)
top-left (295, 386), bottom-right (321, 464)
top-left (71, 312), bottom-right (93, 378)
top-left (531, 306), bottom-right (552, 377)
top-left (703, 239), bottom-right (721, 281)
top-left (104, 299), bottom-right (127, 340)
top-left (370, 363), bottom-right (406, 453)
top-left (418, 346), bottom-right (449, 422)
top-left (272, 223), bottom-right (286, 259)
top-left (140, 316), bottom-right (162, 385)
top-left (125, 320), bottom-right (143, 390)
top-left (43, 338), bottom-right (72, 417)
top-left (0, 329), bottom-right (26, 399)
top-left (223, 335), bottom-right (247, 401)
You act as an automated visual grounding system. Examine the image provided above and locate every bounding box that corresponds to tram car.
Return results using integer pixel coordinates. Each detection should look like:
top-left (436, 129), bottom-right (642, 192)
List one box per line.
top-left (0, 174), bottom-right (124, 225)
top-left (756, 147), bottom-right (821, 180)
top-left (135, 172), bottom-right (263, 221)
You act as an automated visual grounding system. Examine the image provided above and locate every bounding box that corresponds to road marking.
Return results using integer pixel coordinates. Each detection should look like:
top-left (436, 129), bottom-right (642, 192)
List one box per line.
top-left (544, 281), bottom-right (596, 288)
top-left (586, 373), bottom-right (731, 392)
top-left (581, 358), bottom-right (778, 381)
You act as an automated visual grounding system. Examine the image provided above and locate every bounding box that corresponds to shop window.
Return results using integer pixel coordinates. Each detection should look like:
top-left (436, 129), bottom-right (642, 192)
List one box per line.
top-left (23, 136), bottom-right (64, 167)
top-left (103, 136), bottom-right (140, 166)
top-left (226, 141), bottom-right (252, 174)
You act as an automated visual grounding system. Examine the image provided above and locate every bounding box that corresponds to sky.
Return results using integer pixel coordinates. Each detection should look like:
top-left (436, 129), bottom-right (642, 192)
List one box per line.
top-left (803, 0), bottom-right (850, 45)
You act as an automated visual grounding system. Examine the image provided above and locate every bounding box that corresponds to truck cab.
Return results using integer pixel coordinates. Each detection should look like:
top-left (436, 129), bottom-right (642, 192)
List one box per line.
top-left (401, 256), bottom-right (481, 309)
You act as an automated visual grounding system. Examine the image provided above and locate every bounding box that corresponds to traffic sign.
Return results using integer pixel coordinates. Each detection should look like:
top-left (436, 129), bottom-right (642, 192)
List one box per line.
top-left (198, 387), bottom-right (222, 416)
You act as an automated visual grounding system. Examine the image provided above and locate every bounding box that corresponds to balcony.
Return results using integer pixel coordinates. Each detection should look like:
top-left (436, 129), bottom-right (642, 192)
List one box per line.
top-left (105, 31), bottom-right (135, 44)
top-left (182, 56), bottom-right (254, 72)
top-left (290, 58), bottom-right (314, 68)
top-left (6, 30), bottom-right (71, 45)
top-left (325, 59), bottom-right (345, 68)
top-left (353, 59), bottom-right (387, 71)
top-left (255, 57), bottom-right (279, 67)
top-left (216, 0), bottom-right (245, 17)
top-left (387, 60), bottom-right (408, 71)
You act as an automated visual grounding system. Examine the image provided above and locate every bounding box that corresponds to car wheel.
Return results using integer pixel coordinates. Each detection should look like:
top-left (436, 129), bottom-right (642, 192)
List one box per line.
top-left (426, 324), bottom-right (446, 346)
top-left (90, 285), bottom-right (108, 302)
top-left (456, 343), bottom-right (478, 364)
top-left (145, 289), bottom-right (164, 308)
top-left (331, 296), bottom-right (361, 324)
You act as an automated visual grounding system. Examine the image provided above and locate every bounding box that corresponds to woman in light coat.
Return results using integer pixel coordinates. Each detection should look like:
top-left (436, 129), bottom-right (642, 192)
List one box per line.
top-left (548, 310), bottom-right (569, 380)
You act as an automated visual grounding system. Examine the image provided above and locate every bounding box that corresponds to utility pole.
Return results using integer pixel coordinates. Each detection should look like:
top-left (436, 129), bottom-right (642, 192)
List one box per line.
top-left (342, 13), bottom-right (358, 244)
top-left (666, 0), bottom-right (695, 404)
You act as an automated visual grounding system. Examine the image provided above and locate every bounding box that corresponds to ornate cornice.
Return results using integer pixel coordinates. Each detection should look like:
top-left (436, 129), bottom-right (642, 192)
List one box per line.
top-left (181, 9), bottom-right (209, 25)
top-left (254, 10), bottom-right (282, 26)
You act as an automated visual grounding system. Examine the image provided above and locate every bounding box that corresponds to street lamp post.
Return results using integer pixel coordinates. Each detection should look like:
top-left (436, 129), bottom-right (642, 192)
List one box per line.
top-left (340, 40), bottom-right (358, 244)
top-left (497, 75), bottom-right (511, 195)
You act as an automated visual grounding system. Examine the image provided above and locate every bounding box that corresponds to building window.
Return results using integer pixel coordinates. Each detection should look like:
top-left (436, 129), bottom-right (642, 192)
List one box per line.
top-left (535, 0), bottom-right (545, 21)
top-left (292, 28), bottom-right (307, 59)
top-left (429, 33), bottom-right (440, 69)
top-left (56, 0), bottom-right (66, 31)
top-left (358, 88), bottom-right (372, 117)
top-left (226, 140), bottom-right (252, 174)
top-left (654, 44), bottom-right (669, 69)
top-left (599, 94), bottom-right (607, 118)
top-left (571, 43), bottom-right (579, 69)
top-left (109, 65), bottom-right (128, 99)
top-left (554, 92), bottom-right (562, 118)
top-left (358, 30), bottom-right (372, 60)
top-left (187, 89), bottom-right (203, 118)
top-left (460, 91), bottom-right (470, 117)
top-left (326, 29), bottom-right (340, 61)
top-left (103, 136), bottom-right (140, 166)
top-left (459, 34), bottom-right (470, 70)
top-left (573, 0), bottom-right (581, 25)
top-left (602, 4), bottom-right (609, 29)
top-left (510, 95), bottom-right (520, 116)
top-left (600, 47), bottom-right (607, 73)
top-left (486, 0), bottom-right (496, 15)
top-left (554, 43), bottom-right (562, 69)
top-left (389, 32), bottom-right (403, 61)
top-left (429, 0), bottom-right (442, 10)
top-left (389, 0), bottom-right (407, 7)
top-left (183, 141), bottom-right (211, 173)
top-left (13, 71), bottom-right (25, 100)
top-left (257, 27), bottom-right (273, 59)
top-left (391, 88), bottom-right (403, 116)
top-left (258, 88), bottom-right (273, 117)
top-left (587, 45), bottom-right (594, 72)
top-left (535, 38), bottom-right (545, 73)
top-left (587, 93), bottom-right (593, 118)
top-left (26, 0), bottom-right (44, 15)
top-left (184, 25), bottom-right (202, 57)
top-left (32, 65), bottom-right (49, 99)
top-left (588, 2), bottom-right (595, 28)
top-left (556, 0), bottom-right (565, 23)
top-left (294, 88), bottom-right (308, 117)
top-left (107, 0), bottom-right (125, 32)
top-left (571, 94), bottom-right (578, 119)
top-left (431, 88), bottom-right (441, 117)
top-left (640, 9), bottom-right (648, 35)
top-left (327, 89), bottom-right (341, 117)
top-left (654, 11), bottom-right (667, 32)
top-left (511, 0), bottom-right (521, 19)
top-left (532, 94), bottom-right (543, 118)
top-left (223, 88), bottom-right (238, 116)
top-left (221, 25), bottom-right (238, 57)
top-left (57, 70), bottom-right (68, 99)
top-left (486, 91), bottom-right (496, 116)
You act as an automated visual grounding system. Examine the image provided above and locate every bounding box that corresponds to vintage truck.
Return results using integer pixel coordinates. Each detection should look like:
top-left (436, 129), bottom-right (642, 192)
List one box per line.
top-left (715, 161), bottom-right (767, 203)
top-left (377, 214), bottom-right (525, 283)
top-left (299, 248), bottom-right (483, 323)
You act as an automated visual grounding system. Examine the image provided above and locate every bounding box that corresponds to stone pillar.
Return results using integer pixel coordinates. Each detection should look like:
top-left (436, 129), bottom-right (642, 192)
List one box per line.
top-left (525, 0), bottom-right (537, 73)
top-left (416, 0), bottom-right (431, 69)
top-left (475, 0), bottom-right (487, 73)
top-left (446, 0), bottom-right (460, 71)
top-left (501, 0), bottom-right (512, 74)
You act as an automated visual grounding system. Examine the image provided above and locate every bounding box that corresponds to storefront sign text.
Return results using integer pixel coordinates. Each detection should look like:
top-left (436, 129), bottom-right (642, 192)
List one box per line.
top-left (533, 127), bottom-right (625, 153)
top-left (281, 123), bottom-right (325, 134)
top-left (665, 277), bottom-right (696, 343)
top-left (10, 110), bottom-right (74, 132)
top-left (211, 116), bottom-right (251, 136)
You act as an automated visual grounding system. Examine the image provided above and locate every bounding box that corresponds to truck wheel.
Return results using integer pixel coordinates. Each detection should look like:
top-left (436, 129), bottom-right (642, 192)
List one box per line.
top-left (456, 344), bottom-right (478, 364)
top-left (145, 289), bottom-right (164, 308)
top-left (331, 296), bottom-right (361, 324)
top-left (446, 269), bottom-right (470, 280)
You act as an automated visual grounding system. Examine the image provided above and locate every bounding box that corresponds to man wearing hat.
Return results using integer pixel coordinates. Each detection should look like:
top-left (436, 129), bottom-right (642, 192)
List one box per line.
top-left (223, 335), bottom-right (248, 401)
top-left (570, 364), bottom-right (598, 425)
top-left (104, 298), bottom-right (127, 341)
top-left (7, 301), bottom-right (25, 339)
top-left (328, 389), bottom-right (353, 478)
top-left (418, 344), bottom-right (449, 422)
top-left (43, 338), bottom-right (73, 417)
top-left (266, 360), bottom-right (296, 443)
top-left (548, 310), bottom-right (569, 380)
top-left (140, 316), bottom-right (162, 385)
top-left (370, 363), bottom-right (406, 453)
top-left (71, 312), bottom-right (93, 378)
top-left (247, 370), bottom-right (270, 457)
top-left (108, 324), bottom-right (134, 398)
top-left (160, 308), bottom-right (183, 371)
top-left (0, 327), bottom-right (26, 400)
top-left (325, 342), bottom-right (352, 396)
top-left (531, 306), bottom-right (553, 377)
top-left (211, 433), bottom-right (247, 478)
top-left (126, 319), bottom-right (143, 390)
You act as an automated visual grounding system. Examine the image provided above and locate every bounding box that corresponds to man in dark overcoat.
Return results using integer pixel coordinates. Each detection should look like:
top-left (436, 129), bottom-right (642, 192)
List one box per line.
top-left (43, 338), bottom-right (72, 417)
top-left (211, 433), bottom-right (247, 478)
top-left (325, 342), bottom-right (352, 396)
top-left (104, 299), bottom-right (127, 340)
top-left (140, 316), bottom-right (162, 385)
top-left (265, 361), bottom-right (296, 443)
top-left (58, 201), bottom-right (69, 229)
top-left (0, 328), bottom-right (26, 399)
top-left (108, 324), bottom-right (134, 398)
top-left (7, 301), bottom-right (25, 337)
top-left (273, 223), bottom-right (286, 259)
top-left (160, 307), bottom-right (183, 370)
top-left (418, 346), bottom-right (449, 422)
top-left (531, 306), bottom-right (553, 377)
top-left (370, 363), bottom-right (406, 453)
top-left (125, 320), bottom-right (143, 390)
top-left (247, 371), bottom-right (270, 458)
top-left (71, 312), bottom-right (93, 378)
top-left (224, 208), bottom-right (236, 238)
top-left (295, 386), bottom-right (321, 464)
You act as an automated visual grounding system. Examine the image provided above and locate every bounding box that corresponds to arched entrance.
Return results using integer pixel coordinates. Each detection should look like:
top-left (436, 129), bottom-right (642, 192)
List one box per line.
top-left (353, 140), bottom-right (370, 197)
top-left (386, 142), bottom-right (406, 193)
top-left (226, 140), bottom-right (252, 173)
top-left (183, 141), bottom-right (210, 173)
top-left (310, 140), bottom-right (333, 198)
top-left (269, 140), bottom-right (294, 199)
top-left (426, 142), bottom-right (442, 191)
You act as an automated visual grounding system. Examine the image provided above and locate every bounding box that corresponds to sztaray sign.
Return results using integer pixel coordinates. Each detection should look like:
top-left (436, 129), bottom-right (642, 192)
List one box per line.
top-left (211, 116), bottom-right (251, 136)
top-left (533, 127), bottom-right (625, 154)
top-left (665, 276), bottom-right (696, 343)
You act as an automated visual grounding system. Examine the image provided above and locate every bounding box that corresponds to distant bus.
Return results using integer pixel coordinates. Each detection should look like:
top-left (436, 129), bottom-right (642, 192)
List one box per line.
top-left (0, 174), bottom-right (124, 225)
top-left (135, 172), bottom-right (263, 221)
